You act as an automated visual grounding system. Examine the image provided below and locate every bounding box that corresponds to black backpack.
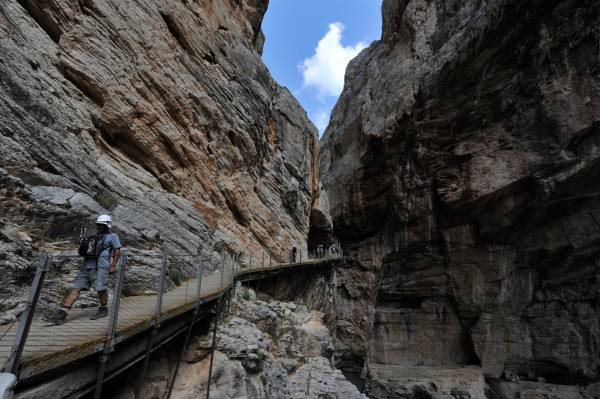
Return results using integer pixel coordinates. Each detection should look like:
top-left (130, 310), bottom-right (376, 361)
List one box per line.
top-left (78, 233), bottom-right (107, 258)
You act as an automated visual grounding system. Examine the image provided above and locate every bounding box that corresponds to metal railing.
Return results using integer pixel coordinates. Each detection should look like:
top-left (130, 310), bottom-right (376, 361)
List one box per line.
top-left (0, 245), bottom-right (345, 398)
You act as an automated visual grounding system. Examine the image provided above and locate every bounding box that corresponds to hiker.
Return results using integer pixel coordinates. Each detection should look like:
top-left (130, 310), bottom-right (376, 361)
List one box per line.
top-left (329, 243), bottom-right (337, 257)
top-left (50, 214), bottom-right (122, 323)
top-left (317, 244), bottom-right (324, 258)
top-left (291, 246), bottom-right (297, 262)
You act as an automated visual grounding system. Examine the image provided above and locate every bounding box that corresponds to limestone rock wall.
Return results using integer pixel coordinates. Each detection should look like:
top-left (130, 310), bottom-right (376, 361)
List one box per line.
top-left (320, 0), bottom-right (600, 397)
top-left (0, 0), bottom-right (322, 317)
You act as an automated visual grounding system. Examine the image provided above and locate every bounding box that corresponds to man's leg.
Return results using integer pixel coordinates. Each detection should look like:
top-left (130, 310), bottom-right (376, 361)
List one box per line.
top-left (63, 289), bottom-right (81, 309)
top-left (97, 290), bottom-right (108, 308)
top-left (90, 269), bottom-right (109, 320)
top-left (45, 271), bottom-right (87, 324)
top-left (45, 289), bottom-right (79, 324)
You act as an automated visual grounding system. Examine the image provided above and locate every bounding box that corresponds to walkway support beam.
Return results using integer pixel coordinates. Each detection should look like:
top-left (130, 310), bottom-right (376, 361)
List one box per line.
top-left (163, 308), bottom-right (197, 399)
top-left (205, 299), bottom-right (221, 399)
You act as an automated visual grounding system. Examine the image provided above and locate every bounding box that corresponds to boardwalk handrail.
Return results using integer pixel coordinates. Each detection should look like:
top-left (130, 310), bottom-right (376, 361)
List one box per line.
top-left (3, 256), bottom-right (49, 375)
top-left (0, 245), bottom-right (344, 398)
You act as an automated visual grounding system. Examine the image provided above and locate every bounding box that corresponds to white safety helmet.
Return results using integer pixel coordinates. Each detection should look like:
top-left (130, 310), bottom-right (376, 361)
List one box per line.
top-left (95, 214), bottom-right (112, 228)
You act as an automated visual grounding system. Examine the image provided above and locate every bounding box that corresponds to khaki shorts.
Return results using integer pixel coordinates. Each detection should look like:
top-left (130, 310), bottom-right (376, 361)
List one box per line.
top-left (71, 268), bottom-right (108, 291)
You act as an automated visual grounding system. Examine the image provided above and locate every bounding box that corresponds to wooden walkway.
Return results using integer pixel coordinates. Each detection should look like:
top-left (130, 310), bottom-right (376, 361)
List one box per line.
top-left (0, 257), bottom-right (332, 380)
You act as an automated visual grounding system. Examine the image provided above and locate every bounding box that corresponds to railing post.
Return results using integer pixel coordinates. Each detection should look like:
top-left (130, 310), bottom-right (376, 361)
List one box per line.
top-left (197, 252), bottom-right (204, 299)
top-left (135, 255), bottom-right (167, 398)
top-left (94, 249), bottom-right (127, 399)
top-left (156, 256), bottom-right (168, 319)
top-left (226, 256), bottom-right (233, 316)
top-left (229, 255), bottom-right (234, 286)
top-left (262, 252), bottom-right (265, 269)
top-left (206, 254), bottom-right (212, 280)
top-left (249, 253), bottom-right (253, 270)
top-left (108, 250), bottom-right (127, 337)
top-left (269, 254), bottom-right (272, 269)
top-left (232, 255), bottom-right (238, 298)
top-left (3, 255), bottom-right (50, 375)
top-left (220, 253), bottom-right (225, 289)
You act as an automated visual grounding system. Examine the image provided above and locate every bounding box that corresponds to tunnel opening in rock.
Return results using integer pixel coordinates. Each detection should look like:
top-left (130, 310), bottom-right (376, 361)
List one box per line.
top-left (517, 360), bottom-right (592, 386)
top-left (342, 370), bottom-right (366, 393)
top-left (307, 208), bottom-right (332, 252)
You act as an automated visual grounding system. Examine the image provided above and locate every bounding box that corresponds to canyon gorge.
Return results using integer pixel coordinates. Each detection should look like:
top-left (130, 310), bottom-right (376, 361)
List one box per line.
top-left (1, 0), bottom-right (599, 398)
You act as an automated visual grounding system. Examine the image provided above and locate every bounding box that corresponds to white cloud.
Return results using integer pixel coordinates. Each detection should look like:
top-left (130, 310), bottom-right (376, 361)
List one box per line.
top-left (299, 22), bottom-right (366, 98)
top-left (312, 109), bottom-right (330, 134)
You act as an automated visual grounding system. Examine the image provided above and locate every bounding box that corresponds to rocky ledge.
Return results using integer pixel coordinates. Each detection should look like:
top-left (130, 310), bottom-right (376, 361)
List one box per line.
top-left (113, 283), bottom-right (365, 399)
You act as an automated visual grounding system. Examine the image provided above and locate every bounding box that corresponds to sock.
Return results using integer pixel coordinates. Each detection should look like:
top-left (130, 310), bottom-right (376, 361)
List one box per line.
top-left (98, 290), bottom-right (108, 308)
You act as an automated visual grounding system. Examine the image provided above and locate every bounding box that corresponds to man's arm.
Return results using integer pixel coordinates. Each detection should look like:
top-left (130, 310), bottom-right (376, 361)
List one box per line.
top-left (109, 248), bottom-right (121, 273)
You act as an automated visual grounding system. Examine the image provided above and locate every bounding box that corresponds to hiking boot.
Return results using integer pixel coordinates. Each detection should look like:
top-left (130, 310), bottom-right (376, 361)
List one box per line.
top-left (44, 308), bottom-right (68, 325)
top-left (90, 306), bottom-right (108, 320)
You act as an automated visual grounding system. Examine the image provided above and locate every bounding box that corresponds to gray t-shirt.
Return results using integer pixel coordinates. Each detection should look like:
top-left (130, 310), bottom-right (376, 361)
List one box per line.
top-left (83, 232), bottom-right (122, 269)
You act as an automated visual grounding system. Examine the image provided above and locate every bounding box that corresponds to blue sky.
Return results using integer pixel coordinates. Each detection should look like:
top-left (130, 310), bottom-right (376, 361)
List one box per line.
top-left (262, 0), bottom-right (382, 135)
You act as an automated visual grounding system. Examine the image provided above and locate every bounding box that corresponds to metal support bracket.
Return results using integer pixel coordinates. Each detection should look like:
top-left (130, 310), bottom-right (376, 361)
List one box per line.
top-left (163, 307), bottom-right (198, 399)
top-left (205, 299), bottom-right (221, 399)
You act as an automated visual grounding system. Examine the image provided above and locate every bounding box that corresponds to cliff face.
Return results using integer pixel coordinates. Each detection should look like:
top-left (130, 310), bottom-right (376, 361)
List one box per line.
top-left (321, 0), bottom-right (600, 397)
top-left (0, 0), bottom-right (322, 315)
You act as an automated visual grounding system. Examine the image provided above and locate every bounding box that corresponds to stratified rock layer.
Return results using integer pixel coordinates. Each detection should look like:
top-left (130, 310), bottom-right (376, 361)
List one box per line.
top-left (320, 0), bottom-right (600, 397)
top-left (0, 0), bottom-right (322, 317)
